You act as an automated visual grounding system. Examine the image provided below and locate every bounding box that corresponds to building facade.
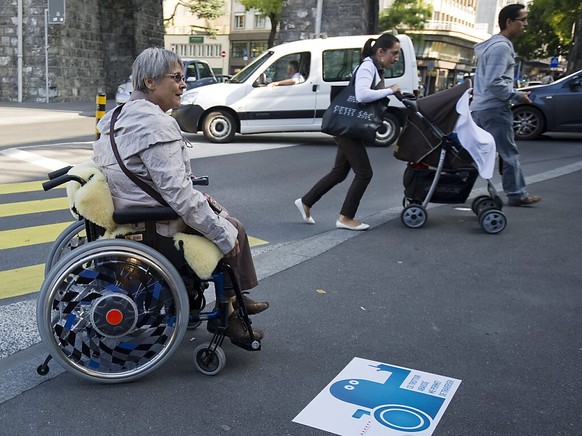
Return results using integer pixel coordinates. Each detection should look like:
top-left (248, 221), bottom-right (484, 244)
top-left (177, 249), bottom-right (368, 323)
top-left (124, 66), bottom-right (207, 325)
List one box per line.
top-left (0, 0), bottom-right (164, 102)
top-left (381, 0), bottom-right (491, 94)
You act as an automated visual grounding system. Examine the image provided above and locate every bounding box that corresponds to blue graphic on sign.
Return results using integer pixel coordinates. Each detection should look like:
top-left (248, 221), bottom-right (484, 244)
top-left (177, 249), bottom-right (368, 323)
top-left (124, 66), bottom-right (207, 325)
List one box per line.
top-left (550, 57), bottom-right (559, 68)
top-left (329, 363), bottom-right (446, 432)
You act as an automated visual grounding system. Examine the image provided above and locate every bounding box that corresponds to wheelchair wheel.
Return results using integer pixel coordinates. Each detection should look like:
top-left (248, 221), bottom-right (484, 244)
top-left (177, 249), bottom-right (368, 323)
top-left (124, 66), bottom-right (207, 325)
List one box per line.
top-left (45, 220), bottom-right (87, 276)
top-left (193, 342), bottom-right (226, 376)
top-left (37, 239), bottom-right (189, 383)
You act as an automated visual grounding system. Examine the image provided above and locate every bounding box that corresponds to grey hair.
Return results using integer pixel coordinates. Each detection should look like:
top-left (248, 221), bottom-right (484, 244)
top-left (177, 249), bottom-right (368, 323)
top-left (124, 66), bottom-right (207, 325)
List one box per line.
top-left (132, 47), bottom-right (183, 92)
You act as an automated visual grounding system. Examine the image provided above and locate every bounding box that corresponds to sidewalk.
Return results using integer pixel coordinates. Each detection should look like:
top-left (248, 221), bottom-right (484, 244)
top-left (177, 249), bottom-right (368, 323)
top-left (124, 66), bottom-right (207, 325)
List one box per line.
top-left (0, 100), bottom-right (113, 126)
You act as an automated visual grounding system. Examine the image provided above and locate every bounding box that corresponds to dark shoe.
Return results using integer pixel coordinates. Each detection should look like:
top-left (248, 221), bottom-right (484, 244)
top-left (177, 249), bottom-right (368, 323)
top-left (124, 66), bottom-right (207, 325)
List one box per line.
top-left (207, 312), bottom-right (264, 342)
top-left (233, 294), bottom-right (269, 315)
top-left (508, 195), bottom-right (542, 207)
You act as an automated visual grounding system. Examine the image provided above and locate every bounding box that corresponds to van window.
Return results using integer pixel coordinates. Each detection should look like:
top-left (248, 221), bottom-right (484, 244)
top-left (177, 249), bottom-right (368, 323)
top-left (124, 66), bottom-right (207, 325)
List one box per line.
top-left (262, 52), bottom-right (311, 84)
top-left (230, 51), bottom-right (274, 83)
top-left (323, 48), bottom-right (406, 82)
top-left (322, 48), bottom-right (361, 82)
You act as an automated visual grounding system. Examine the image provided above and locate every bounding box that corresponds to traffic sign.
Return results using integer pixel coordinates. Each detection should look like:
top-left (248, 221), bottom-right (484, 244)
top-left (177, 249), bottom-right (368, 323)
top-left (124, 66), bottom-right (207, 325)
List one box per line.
top-left (550, 57), bottom-right (559, 68)
top-left (48, 0), bottom-right (65, 24)
top-left (221, 50), bottom-right (226, 58)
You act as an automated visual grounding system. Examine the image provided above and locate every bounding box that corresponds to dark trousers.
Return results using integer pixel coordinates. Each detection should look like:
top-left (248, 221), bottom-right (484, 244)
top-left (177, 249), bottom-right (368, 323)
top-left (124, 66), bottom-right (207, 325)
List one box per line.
top-left (302, 136), bottom-right (373, 219)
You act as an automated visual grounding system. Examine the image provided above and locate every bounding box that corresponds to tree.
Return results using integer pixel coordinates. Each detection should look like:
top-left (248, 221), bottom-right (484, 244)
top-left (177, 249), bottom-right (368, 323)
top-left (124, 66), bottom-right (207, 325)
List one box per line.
top-left (238, 0), bottom-right (283, 48)
top-left (513, 0), bottom-right (582, 72)
top-left (164, 0), bottom-right (224, 37)
top-left (378, 0), bottom-right (433, 32)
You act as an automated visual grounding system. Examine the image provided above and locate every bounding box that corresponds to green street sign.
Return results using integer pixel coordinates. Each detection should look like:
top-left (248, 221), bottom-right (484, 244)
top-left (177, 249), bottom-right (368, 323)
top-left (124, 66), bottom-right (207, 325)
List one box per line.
top-left (189, 36), bottom-right (204, 44)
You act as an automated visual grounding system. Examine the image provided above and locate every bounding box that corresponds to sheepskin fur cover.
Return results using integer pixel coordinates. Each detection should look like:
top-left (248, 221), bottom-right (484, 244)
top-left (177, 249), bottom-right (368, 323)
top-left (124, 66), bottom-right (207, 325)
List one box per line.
top-left (67, 162), bottom-right (117, 232)
top-left (174, 232), bottom-right (223, 279)
top-left (65, 163), bottom-right (222, 279)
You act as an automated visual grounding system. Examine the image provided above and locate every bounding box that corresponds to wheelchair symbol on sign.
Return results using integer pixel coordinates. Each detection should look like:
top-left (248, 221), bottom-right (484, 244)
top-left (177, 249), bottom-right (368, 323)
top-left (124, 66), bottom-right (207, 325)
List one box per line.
top-left (329, 363), bottom-right (445, 432)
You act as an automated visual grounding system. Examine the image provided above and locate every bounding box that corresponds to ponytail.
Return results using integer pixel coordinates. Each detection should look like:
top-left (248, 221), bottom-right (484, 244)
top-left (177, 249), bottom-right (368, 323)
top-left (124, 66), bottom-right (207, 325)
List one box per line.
top-left (361, 34), bottom-right (399, 61)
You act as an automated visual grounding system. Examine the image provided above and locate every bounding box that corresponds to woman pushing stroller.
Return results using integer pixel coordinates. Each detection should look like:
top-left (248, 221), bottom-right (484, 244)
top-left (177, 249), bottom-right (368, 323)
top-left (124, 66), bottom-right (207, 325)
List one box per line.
top-left (295, 34), bottom-right (402, 231)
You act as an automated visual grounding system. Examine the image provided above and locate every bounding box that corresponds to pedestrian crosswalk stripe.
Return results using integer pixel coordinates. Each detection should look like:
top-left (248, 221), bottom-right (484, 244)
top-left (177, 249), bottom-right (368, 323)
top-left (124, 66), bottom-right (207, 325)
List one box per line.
top-left (248, 236), bottom-right (268, 247)
top-left (0, 197), bottom-right (70, 218)
top-left (0, 181), bottom-right (64, 195)
top-left (0, 264), bottom-right (45, 299)
top-left (0, 236), bottom-right (269, 299)
top-left (0, 222), bottom-right (72, 250)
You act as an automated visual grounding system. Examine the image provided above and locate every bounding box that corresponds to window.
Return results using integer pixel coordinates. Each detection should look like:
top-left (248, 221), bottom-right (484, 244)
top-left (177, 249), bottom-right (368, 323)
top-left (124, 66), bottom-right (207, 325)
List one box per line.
top-left (262, 53), bottom-right (310, 83)
top-left (234, 14), bottom-right (245, 29)
top-left (322, 47), bottom-right (405, 82)
top-left (232, 42), bottom-right (248, 59)
top-left (254, 13), bottom-right (266, 29)
top-left (250, 41), bottom-right (268, 59)
top-left (174, 44), bottom-right (222, 58)
top-left (322, 48), bottom-right (361, 82)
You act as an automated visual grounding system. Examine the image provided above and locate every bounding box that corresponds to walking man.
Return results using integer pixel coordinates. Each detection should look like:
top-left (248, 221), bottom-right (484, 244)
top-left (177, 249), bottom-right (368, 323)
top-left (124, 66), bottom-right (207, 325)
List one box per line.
top-left (471, 3), bottom-right (542, 207)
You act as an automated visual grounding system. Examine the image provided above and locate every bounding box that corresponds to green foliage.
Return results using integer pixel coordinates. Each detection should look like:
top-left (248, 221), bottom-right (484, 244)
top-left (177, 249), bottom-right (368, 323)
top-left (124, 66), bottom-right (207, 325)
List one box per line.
top-left (238, 0), bottom-right (284, 48)
top-left (238, 0), bottom-right (283, 17)
top-left (514, 0), bottom-right (582, 60)
top-left (188, 0), bottom-right (224, 21)
top-left (379, 0), bottom-right (433, 32)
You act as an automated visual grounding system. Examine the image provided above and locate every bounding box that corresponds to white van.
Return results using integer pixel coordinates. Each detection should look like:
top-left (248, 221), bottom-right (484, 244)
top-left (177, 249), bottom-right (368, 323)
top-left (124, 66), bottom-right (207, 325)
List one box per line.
top-left (172, 34), bottom-right (418, 146)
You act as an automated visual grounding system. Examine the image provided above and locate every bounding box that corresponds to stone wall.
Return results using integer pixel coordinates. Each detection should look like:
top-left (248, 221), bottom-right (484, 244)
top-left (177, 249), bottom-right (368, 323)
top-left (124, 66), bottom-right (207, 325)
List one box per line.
top-left (0, 0), bottom-right (164, 102)
top-left (277, 0), bottom-right (379, 44)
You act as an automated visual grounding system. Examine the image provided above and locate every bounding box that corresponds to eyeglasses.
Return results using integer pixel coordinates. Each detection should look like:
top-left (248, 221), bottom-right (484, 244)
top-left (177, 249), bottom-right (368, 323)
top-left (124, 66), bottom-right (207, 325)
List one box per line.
top-left (165, 73), bottom-right (186, 83)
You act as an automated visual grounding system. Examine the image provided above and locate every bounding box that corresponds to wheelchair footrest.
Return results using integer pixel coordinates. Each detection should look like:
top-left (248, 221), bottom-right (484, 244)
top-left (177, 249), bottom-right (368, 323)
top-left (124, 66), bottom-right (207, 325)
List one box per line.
top-left (230, 338), bottom-right (261, 351)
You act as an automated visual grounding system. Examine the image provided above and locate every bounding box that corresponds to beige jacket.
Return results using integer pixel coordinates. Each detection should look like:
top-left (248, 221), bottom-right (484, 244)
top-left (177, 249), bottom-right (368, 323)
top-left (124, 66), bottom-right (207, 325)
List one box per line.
top-left (92, 94), bottom-right (237, 254)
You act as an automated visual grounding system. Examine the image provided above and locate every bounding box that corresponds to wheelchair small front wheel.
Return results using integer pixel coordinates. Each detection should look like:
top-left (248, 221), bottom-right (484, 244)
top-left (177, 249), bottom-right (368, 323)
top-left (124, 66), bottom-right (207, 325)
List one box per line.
top-left (194, 343), bottom-right (226, 376)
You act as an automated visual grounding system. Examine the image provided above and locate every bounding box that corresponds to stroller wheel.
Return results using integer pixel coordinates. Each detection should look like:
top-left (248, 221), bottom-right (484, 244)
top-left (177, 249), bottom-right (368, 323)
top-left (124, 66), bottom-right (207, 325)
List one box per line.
top-left (471, 196), bottom-right (491, 215)
top-left (401, 205), bottom-right (427, 229)
top-left (479, 209), bottom-right (507, 234)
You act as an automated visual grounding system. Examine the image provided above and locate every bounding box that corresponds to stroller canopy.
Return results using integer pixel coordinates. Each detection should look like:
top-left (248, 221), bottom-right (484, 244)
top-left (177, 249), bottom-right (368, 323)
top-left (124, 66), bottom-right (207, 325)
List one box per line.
top-left (394, 80), bottom-right (472, 168)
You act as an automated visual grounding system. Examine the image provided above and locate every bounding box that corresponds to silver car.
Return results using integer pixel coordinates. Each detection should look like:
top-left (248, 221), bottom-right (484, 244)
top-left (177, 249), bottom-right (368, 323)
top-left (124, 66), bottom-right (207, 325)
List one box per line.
top-left (115, 75), bottom-right (133, 105)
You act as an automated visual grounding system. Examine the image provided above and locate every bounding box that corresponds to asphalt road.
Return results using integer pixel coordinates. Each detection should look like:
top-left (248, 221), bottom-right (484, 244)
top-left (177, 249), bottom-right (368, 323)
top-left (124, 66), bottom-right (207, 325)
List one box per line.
top-left (0, 102), bottom-right (581, 435)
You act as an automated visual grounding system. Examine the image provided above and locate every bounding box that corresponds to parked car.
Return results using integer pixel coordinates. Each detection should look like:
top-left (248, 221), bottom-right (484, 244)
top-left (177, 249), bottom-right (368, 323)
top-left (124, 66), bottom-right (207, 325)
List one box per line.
top-left (512, 69), bottom-right (582, 140)
top-left (172, 34), bottom-right (419, 146)
top-left (115, 59), bottom-right (217, 105)
top-left (116, 75), bottom-right (133, 105)
top-left (215, 74), bottom-right (233, 83)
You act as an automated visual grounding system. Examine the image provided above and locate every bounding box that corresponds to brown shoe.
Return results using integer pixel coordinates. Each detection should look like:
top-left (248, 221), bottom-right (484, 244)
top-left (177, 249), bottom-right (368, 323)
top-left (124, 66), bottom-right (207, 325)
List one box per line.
top-left (207, 312), bottom-right (264, 342)
top-left (233, 294), bottom-right (269, 315)
top-left (508, 195), bottom-right (542, 207)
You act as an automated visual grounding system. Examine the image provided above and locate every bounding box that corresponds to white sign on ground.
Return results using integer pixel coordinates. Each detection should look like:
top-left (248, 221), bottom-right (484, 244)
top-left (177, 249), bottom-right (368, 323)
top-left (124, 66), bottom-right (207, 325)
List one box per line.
top-left (293, 357), bottom-right (461, 435)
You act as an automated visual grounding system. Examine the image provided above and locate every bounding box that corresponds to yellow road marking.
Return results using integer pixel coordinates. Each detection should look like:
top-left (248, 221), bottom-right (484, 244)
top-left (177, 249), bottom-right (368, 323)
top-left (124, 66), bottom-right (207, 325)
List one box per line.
top-left (248, 236), bottom-right (268, 247)
top-left (0, 197), bottom-right (70, 218)
top-left (0, 222), bottom-right (72, 250)
top-left (0, 264), bottom-right (44, 299)
top-left (0, 181), bottom-right (64, 195)
top-left (1, 235), bottom-right (269, 299)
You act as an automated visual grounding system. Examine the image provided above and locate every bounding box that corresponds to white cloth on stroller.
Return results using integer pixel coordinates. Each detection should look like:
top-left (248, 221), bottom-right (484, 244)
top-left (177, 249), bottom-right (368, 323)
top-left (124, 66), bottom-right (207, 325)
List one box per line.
top-left (454, 89), bottom-right (496, 179)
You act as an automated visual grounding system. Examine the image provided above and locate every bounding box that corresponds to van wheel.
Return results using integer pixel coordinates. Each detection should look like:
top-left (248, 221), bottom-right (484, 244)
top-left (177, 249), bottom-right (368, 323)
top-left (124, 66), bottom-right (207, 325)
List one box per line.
top-left (203, 110), bottom-right (236, 143)
top-left (374, 112), bottom-right (401, 147)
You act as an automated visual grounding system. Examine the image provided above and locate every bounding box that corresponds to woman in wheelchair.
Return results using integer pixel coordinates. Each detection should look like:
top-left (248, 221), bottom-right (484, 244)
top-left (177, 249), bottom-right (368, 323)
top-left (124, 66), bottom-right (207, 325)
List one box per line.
top-left (92, 47), bottom-right (268, 343)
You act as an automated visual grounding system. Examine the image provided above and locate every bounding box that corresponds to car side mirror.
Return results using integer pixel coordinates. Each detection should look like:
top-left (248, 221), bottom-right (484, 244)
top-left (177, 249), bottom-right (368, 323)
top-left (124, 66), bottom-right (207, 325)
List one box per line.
top-left (186, 77), bottom-right (196, 82)
top-left (569, 79), bottom-right (581, 89)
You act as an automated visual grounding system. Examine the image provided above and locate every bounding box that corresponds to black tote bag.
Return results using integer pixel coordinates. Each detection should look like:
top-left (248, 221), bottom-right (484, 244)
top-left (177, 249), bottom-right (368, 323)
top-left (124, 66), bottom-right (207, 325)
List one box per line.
top-left (321, 65), bottom-right (388, 141)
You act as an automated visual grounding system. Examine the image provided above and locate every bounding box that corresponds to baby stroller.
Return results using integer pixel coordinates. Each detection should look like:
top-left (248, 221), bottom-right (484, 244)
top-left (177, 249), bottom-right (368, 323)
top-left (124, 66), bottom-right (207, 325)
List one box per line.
top-left (393, 80), bottom-right (506, 234)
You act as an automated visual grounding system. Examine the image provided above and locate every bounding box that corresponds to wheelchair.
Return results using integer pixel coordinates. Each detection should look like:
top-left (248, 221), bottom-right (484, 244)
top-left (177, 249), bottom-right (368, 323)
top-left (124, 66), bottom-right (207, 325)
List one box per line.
top-left (36, 164), bottom-right (261, 383)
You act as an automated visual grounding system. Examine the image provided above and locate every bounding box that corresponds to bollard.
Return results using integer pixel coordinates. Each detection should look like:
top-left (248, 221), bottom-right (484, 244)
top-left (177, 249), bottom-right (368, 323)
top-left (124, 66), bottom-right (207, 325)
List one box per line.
top-left (95, 93), bottom-right (106, 139)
